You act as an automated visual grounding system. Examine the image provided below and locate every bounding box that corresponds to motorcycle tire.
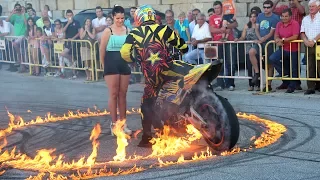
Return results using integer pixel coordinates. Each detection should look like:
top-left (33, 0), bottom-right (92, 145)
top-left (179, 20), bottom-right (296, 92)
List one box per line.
top-left (194, 93), bottom-right (239, 152)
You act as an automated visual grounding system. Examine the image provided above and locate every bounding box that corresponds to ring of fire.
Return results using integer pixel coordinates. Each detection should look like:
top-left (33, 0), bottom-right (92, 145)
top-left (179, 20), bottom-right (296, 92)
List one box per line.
top-left (0, 107), bottom-right (287, 180)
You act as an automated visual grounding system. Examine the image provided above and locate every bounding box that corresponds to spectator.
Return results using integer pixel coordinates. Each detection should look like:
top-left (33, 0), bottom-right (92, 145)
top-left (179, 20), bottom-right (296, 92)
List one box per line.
top-left (44, 5), bottom-right (53, 19)
top-left (269, 8), bottom-right (300, 93)
top-left (52, 19), bottom-right (66, 78)
top-left (272, 0), bottom-right (305, 25)
top-left (6, 3), bottom-right (29, 72)
top-left (221, 0), bottom-right (237, 41)
top-left (26, 17), bottom-right (39, 76)
top-left (0, 5), bottom-right (2, 16)
top-left (155, 15), bottom-right (162, 25)
top-left (0, 17), bottom-right (10, 41)
top-left (0, 17), bottom-right (10, 69)
top-left (99, 5), bottom-right (132, 135)
top-left (59, 9), bottom-right (81, 79)
top-left (106, 16), bottom-right (113, 26)
top-left (207, 8), bottom-right (214, 21)
top-left (92, 6), bottom-right (107, 42)
top-left (300, 0), bottom-right (320, 95)
top-left (235, 12), bottom-right (260, 91)
top-left (174, 12), bottom-right (190, 44)
top-left (0, 17), bottom-right (9, 32)
top-left (187, 11), bottom-right (193, 23)
top-left (189, 8), bottom-right (201, 36)
top-left (251, 6), bottom-right (262, 14)
top-left (26, 3), bottom-right (32, 10)
top-left (36, 10), bottom-right (54, 28)
top-left (41, 17), bottom-right (54, 75)
top-left (80, 18), bottom-right (96, 81)
top-left (184, 13), bottom-right (211, 64)
top-left (124, 7), bottom-right (137, 29)
top-left (255, 0), bottom-right (280, 91)
top-left (27, 8), bottom-right (40, 22)
top-left (273, 0), bottom-right (306, 85)
top-left (165, 9), bottom-right (175, 30)
top-left (209, 0), bottom-right (238, 91)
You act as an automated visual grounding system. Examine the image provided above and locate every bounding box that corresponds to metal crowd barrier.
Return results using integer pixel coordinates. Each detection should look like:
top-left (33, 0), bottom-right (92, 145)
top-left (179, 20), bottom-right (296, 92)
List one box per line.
top-left (27, 38), bottom-right (95, 80)
top-left (205, 41), bottom-right (264, 90)
top-left (264, 40), bottom-right (320, 92)
top-left (0, 36), bottom-right (29, 65)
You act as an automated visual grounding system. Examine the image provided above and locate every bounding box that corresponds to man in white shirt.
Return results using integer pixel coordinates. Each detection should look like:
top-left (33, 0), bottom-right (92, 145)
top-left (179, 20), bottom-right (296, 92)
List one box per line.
top-left (300, 0), bottom-right (320, 95)
top-left (184, 13), bottom-right (212, 64)
top-left (189, 8), bottom-right (200, 36)
top-left (92, 6), bottom-right (107, 42)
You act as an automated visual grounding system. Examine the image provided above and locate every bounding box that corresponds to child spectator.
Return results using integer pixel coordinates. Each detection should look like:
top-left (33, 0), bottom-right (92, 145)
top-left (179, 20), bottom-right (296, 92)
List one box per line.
top-left (44, 5), bottom-right (52, 19)
top-left (52, 19), bottom-right (66, 78)
top-left (221, 0), bottom-right (237, 41)
top-left (80, 18), bottom-right (96, 81)
top-left (41, 17), bottom-right (54, 73)
top-left (26, 17), bottom-right (40, 76)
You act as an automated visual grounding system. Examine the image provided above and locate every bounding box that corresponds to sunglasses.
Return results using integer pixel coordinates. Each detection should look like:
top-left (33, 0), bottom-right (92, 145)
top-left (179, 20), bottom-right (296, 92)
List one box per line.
top-left (263, 6), bottom-right (272, 9)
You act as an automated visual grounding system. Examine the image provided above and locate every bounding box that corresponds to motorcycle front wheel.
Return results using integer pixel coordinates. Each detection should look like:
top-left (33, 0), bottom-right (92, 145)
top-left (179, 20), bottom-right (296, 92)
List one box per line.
top-left (194, 93), bottom-right (239, 152)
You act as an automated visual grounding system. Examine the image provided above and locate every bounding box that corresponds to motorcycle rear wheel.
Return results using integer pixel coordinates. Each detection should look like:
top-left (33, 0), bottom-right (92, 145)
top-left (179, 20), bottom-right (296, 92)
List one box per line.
top-left (194, 93), bottom-right (239, 152)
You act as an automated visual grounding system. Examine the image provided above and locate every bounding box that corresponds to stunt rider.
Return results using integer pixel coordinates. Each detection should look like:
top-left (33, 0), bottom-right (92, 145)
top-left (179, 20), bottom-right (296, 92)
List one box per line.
top-left (120, 5), bottom-right (190, 148)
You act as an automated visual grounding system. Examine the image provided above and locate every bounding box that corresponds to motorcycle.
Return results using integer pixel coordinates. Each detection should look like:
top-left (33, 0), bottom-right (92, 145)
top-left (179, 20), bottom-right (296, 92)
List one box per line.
top-left (155, 58), bottom-right (240, 152)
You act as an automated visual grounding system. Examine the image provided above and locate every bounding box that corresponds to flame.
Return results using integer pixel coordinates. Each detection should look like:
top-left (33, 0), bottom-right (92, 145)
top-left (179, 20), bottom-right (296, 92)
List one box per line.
top-left (86, 123), bottom-right (101, 166)
top-left (112, 120), bottom-right (130, 162)
top-left (26, 172), bottom-right (45, 180)
top-left (27, 172), bottom-right (68, 180)
top-left (236, 113), bottom-right (287, 148)
top-left (4, 108), bottom-right (141, 135)
top-left (0, 108), bottom-right (287, 179)
top-left (0, 138), bottom-right (7, 151)
top-left (149, 124), bottom-right (202, 157)
top-left (69, 165), bottom-right (145, 179)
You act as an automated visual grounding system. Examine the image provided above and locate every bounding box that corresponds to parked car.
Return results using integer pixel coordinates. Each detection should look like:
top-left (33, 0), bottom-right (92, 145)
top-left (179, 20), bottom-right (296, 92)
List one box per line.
top-left (74, 8), bottom-right (165, 26)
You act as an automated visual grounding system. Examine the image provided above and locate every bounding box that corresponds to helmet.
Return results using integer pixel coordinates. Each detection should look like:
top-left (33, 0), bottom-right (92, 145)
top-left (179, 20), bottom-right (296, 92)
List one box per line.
top-left (134, 5), bottom-right (156, 26)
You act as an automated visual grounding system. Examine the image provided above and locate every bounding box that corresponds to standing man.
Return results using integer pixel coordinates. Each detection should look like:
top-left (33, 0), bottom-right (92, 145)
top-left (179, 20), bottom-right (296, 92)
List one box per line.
top-left (300, 0), bottom-right (320, 95)
top-left (269, 8), bottom-right (300, 93)
top-left (59, 9), bottom-right (81, 79)
top-left (36, 10), bottom-right (53, 28)
top-left (165, 9), bottom-right (175, 30)
top-left (92, 6), bottom-right (107, 42)
top-left (273, 0), bottom-right (305, 89)
top-left (189, 8), bottom-right (201, 36)
top-left (6, 3), bottom-right (28, 72)
top-left (27, 8), bottom-right (40, 22)
top-left (255, 0), bottom-right (280, 91)
top-left (209, 1), bottom-right (238, 91)
top-left (273, 0), bottom-right (305, 25)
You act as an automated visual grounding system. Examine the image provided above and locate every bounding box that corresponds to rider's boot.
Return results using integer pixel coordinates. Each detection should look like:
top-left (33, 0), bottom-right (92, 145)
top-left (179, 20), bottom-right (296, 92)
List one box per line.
top-left (138, 134), bottom-right (153, 148)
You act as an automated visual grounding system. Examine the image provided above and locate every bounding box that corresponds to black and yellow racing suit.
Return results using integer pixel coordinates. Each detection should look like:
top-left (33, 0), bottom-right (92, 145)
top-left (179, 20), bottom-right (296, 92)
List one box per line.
top-left (120, 23), bottom-right (189, 138)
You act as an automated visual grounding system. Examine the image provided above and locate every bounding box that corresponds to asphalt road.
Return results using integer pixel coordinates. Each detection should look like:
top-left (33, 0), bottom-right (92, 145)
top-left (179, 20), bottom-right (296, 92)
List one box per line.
top-left (0, 64), bottom-right (320, 180)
